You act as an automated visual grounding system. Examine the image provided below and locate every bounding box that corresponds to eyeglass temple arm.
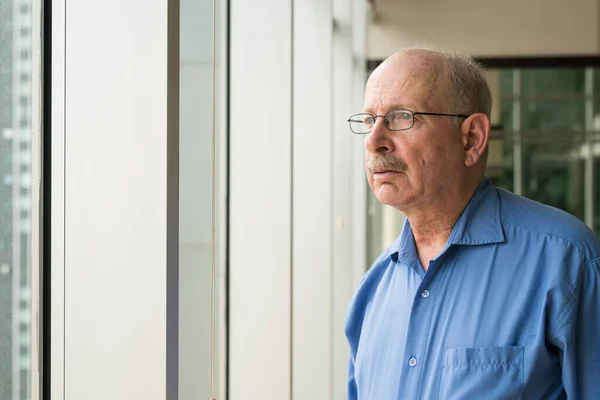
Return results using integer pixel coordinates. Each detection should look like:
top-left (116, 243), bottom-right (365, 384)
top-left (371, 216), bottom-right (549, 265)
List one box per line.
top-left (414, 112), bottom-right (469, 118)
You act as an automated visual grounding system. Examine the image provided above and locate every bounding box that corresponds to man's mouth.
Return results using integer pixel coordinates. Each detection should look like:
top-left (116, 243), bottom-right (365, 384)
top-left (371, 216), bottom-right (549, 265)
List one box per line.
top-left (372, 168), bottom-right (397, 174)
top-left (372, 170), bottom-right (400, 179)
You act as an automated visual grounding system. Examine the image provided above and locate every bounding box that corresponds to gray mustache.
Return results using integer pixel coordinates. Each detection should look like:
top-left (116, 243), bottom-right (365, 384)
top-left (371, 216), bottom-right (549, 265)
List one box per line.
top-left (367, 153), bottom-right (408, 174)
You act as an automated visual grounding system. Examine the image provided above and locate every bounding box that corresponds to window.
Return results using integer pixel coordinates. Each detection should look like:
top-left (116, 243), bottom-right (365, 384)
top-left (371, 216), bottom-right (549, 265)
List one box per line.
top-left (0, 1), bottom-right (38, 398)
top-left (486, 66), bottom-right (599, 233)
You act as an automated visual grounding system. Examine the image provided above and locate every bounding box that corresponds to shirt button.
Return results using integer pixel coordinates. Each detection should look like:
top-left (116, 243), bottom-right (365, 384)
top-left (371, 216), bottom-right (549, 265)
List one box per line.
top-left (408, 357), bottom-right (417, 367)
top-left (421, 289), bottom-right (430, 298)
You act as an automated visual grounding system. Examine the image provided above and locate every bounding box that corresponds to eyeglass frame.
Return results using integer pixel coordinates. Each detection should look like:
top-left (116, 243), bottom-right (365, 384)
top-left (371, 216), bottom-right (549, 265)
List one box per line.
top-left (347, 109), bottom-right (470, 134)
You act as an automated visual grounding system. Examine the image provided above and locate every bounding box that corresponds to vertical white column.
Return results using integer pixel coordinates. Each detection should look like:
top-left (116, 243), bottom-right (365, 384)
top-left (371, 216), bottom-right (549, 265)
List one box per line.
top-left (56, 0), bottom-right (180, 399)
top-left (292, 1), bottom-right (333, 399)
top-left (229, 1), bottom-right (367, 399)
top-left (332, 1), bottom-right (357, 398)
top-left (351, 0), bottom-right (368, 289)
top-left (229, 1), bottom-right (292, 399)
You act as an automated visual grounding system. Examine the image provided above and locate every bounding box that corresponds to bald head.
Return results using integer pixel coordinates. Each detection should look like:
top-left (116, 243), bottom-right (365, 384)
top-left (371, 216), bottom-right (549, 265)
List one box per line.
top-left (367, 47), bottom-right (492, 120)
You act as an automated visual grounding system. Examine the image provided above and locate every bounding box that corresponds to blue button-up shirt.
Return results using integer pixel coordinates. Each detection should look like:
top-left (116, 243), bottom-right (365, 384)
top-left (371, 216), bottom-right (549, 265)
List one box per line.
top-left (345, 178), bottom-right (600, 399)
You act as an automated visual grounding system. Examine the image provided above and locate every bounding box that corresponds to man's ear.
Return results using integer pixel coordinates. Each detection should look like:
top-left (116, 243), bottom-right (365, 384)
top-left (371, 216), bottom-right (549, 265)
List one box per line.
top-left (461, 113), bottom-right (490, 167)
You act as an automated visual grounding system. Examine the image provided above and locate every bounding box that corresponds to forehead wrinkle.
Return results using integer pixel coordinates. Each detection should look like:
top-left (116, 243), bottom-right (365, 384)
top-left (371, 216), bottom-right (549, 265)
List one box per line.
top-left (364, 82), bottom-right (432, 113)
top-left (397, 68), bottom-right (417, 95)
top-left (362, 101), bottom-right (420, 114)
top-left (365, 61), bottom-right (447, 114)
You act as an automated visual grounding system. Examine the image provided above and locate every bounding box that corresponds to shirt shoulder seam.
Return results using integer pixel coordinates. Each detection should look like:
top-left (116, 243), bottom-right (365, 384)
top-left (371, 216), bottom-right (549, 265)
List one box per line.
top-left (548, 257), bottom-right (600, 339)
top-left (501, 219), bottom-right (589, 261)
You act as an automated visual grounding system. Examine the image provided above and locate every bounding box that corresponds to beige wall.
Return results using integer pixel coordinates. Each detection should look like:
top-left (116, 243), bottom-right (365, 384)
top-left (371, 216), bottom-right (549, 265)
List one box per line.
top-left (368, 0), bottom-right (599, 59)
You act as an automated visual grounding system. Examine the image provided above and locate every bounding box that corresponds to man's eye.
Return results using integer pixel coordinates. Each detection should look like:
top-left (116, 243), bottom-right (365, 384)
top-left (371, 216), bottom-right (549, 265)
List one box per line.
top-left (365, 117), bottom-right (375, 124)
top-left (390, 111), bottom-right (411, 121)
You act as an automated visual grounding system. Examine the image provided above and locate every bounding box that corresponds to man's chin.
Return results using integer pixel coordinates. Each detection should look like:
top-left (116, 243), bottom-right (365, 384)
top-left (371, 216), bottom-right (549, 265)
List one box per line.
top-left (373, 184), bottom-right (403, 205)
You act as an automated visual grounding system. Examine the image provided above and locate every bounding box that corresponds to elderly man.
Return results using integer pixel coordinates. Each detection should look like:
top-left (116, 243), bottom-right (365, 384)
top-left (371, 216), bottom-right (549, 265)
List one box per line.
top-left (345, 47), bottom-right (600, 399)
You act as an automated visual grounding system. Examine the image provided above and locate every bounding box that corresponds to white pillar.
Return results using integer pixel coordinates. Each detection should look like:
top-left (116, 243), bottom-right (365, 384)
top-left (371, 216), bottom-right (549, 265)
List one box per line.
top-left (229, 1), bottom-right (292, 399)
top-left (229, 1), bottom-right (367, 399)
top-left (332, 0), bottom-right (364, 397)
top-left (52, 0), bottom-right (180, 398)
top-left (292, 1), bottom-right (333, 399)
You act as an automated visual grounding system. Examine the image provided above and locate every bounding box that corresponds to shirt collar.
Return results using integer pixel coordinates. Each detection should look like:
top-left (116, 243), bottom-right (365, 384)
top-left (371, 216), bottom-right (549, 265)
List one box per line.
top-left (447, 177), bottom-right (505, 246)
top-left (392, 177), bottom-right (505, 262)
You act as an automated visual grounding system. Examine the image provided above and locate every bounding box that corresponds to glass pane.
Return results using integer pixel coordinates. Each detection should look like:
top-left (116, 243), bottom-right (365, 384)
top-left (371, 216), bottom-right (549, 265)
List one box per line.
top-left (521, 68), bottom-right (584, 97)
top-left (518, 69), bottom-right (587, 223)
top-left (594, 68), bottom-right (600, 234)
top-left (366, 190), bottom-right (384, 266)
top-left (179, 0), bottom-right (224, 398)
top-left (594, 158), bottom-right (600, 233)
top-left (486, 69), bottom-right (514, 192)
top-left (522, 134), bottom-right (586, 222)
top-left (499, 69), bottom-right (513, 94)
top-left (0, 0), bottom-right (34, 399)
top-left (521, 100), bottom-right (585, 130)
top-left (499, 92), bottom-right (514, 132)
top-left (591, 68), bottom-right (600, 98)
top-left (486, 134), bottom-right (514, 192)
top-left (492, 68), bottom-right (589, 227)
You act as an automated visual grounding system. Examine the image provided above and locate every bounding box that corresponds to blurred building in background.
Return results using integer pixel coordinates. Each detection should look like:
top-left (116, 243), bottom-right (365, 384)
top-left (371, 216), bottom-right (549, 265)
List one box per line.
top-left (0, 0), bottom-right (32, 399)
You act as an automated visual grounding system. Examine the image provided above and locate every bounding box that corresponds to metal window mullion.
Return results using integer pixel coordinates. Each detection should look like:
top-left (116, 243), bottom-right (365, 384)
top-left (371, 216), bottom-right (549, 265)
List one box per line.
top-left (513, 69), bottom-right (522, 196)
top-left (585, 67), bottom-right (594, 229)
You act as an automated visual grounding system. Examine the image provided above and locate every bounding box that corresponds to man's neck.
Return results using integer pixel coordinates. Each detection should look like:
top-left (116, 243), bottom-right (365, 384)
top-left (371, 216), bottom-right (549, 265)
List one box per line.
top-left (404, 176), bottom-right (482, 271)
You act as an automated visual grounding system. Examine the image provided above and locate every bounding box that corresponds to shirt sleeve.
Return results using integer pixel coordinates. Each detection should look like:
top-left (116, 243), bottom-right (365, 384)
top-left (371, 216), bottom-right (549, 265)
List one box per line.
top-left (550, 258), bottom-right (600, 398)
top-left (348, 354), bottom-right (358, 400)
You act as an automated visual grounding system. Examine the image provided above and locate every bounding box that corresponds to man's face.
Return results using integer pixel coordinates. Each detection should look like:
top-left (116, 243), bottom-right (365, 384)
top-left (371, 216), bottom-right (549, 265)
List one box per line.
top-left (363, 53), bottom-right (467, 210)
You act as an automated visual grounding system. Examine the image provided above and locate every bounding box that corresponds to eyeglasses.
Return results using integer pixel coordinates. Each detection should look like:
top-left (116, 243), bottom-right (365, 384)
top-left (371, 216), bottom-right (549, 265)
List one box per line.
top-left (347, 109), bottom-right (469, 134)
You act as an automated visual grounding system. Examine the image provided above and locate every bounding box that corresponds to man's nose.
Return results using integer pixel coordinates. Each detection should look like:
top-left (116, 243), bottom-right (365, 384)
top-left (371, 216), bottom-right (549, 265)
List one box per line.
top-left (364, 117), bottom-right (394, 154)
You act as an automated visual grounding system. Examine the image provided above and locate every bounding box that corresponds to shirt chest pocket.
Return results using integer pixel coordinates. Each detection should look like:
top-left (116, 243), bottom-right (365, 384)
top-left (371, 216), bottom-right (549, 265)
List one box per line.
top-left (437, 346), bottom-right (524, 400)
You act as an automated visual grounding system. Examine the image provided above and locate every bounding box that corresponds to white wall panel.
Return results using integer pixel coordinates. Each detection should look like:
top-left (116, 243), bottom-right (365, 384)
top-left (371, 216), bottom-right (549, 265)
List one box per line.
top-left (61, 0), bottom-right (179, 398)
top-left (292, 1), bottom-right (333, 399)
top-left (50, 0), bottom-right (66, 397)
top-left (229, 1), bottom-right (292, 399)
